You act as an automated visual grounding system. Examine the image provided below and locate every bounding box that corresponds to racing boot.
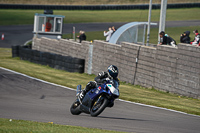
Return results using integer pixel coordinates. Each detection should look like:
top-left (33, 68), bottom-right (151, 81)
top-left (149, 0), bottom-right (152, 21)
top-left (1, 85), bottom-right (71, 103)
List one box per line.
top-left (78, 81), bottom-right (97, 100)
top-left (78, 89), bottom-right (86, 100)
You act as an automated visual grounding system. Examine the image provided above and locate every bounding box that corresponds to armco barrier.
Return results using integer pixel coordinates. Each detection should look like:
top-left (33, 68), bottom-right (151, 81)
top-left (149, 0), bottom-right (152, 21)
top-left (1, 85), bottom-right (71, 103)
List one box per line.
top-left (0, 3), bottom-right (200, 10)
top-left (12, 46), bottom-right (85, 73)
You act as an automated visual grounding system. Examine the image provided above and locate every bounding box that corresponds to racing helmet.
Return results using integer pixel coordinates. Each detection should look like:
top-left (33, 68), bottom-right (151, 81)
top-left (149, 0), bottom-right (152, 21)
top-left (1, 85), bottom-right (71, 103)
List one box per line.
top-left (107, 65), bottom-right (118, 78)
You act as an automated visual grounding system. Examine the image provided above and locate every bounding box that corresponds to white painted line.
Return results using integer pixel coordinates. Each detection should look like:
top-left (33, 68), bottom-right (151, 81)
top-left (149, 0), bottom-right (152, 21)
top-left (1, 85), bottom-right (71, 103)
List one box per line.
top-left (118, 99), bottom-right (187, 114)
top-left (0, 66), bottom-right (199, 118)
top-left (0, 67), bottom-right (74, 91)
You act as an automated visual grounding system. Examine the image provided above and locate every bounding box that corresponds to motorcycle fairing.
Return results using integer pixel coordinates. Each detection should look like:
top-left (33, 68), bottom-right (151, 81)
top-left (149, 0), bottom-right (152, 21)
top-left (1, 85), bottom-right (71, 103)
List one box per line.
top-left (80, 93), bottom-right (92, 114)
top-left (88, 84), bottom-right (108, 100)
top-left (106, 84), bottom-right (119, 96)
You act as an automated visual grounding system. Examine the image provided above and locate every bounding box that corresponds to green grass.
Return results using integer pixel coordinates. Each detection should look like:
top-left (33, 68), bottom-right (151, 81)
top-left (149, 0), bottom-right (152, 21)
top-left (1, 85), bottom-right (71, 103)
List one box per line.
top-left (63, 30), bottom-right (105, 42)
top-left (150, 26), bottom-right (200, 44)
top-left (0, 118), bottom-right (125, 133)
top-left (0, 8), bottom-right (200, 25)
top-left (63, 25), bottom-right (200, 44)
top-left (0, 48), bottom-right (200, 116)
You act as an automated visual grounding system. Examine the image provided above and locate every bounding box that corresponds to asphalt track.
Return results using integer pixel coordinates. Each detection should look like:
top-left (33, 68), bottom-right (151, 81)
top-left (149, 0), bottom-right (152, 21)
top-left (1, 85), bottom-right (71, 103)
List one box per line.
top-left (0, 67), bottom-right (200, 133)
top-left (0, 20), bottom-right (200, 48)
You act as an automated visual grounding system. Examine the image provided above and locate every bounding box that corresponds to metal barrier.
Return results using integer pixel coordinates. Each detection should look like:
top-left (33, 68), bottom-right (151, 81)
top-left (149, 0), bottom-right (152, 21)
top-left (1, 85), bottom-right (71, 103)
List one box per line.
top-left (1, 3), bottom-right (200, 10)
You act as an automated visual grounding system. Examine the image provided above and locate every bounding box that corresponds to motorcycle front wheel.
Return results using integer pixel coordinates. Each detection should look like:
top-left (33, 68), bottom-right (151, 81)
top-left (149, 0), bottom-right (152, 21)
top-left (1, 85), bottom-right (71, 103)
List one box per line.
top-left (70, 99), bottom-right (82, 115)
top-left (90, 95), bottom-right (109, 117)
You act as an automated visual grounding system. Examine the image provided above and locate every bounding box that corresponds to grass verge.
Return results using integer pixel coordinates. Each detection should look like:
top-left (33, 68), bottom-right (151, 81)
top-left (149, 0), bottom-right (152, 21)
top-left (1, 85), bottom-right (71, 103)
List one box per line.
top-left (63, 25), bottom-right (200, 44)
top-left (0, 118), bottom-right (125, 133)
top-left (0, 8), bottom-right (200, 25)
top-left (0, 48), bottom-right (200, 116)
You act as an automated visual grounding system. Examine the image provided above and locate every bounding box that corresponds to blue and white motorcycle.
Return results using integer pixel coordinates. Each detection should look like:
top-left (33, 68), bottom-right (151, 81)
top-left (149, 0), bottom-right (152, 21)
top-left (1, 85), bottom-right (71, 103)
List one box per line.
top-left (70, 79), bottom-right (119, 117)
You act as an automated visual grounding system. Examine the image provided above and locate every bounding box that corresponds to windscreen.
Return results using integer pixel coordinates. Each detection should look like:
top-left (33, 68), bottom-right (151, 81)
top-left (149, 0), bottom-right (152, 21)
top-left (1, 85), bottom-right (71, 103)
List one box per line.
top-left (110, 79), bottom-right (119, 90)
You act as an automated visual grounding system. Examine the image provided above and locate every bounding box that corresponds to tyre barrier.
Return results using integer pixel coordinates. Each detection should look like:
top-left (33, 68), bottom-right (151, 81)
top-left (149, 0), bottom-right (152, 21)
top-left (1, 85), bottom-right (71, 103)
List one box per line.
top-left (12, 45), bottom-right (85, 73)
top-left (12, 45), bottom-right (20, 58)
top-left (0, 3), bottom-right (200, 10)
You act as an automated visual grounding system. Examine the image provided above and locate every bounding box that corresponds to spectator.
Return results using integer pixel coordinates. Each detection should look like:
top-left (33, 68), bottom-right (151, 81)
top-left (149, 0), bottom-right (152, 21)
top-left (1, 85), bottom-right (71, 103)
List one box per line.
top-left (104, 27), bottom-right (113, 42)
top-left (77, 30), bottom-right (86, 43)
top-left (45, 18), bottom-right (52, 32)
top-left (112, 26), bottom-right (117, 35)
top-left (180, 31), bottom-right (190, 44)
top-left (190, 30), bottom-right (199, 46)
top-left (157, 31), bottom-right (167, 46)
top-left (165, 34), bottom-right (177, 47)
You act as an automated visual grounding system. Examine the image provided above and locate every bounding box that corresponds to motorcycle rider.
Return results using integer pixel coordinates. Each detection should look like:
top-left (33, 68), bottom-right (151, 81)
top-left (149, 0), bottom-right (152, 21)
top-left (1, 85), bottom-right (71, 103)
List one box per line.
top-left (78, 65), bottom-right (119, 100)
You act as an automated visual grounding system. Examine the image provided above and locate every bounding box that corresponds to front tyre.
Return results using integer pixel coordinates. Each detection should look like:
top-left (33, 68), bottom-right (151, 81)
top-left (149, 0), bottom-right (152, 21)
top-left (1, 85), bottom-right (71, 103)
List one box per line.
top-left (70, 99), bottom-right (82, 115)
top-left (90, 95), bottom-right (109, 117)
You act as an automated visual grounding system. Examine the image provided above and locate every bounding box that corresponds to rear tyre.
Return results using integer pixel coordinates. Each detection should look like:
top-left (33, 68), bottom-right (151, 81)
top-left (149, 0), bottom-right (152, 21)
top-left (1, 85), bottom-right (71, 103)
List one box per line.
top-left (70, 99), bottom-right (82, 115)
top-left (90, 95), bottom-right (109, 117)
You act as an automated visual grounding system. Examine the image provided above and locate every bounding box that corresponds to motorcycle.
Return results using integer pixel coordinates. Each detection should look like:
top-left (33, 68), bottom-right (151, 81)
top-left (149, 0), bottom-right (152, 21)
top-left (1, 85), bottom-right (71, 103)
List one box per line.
top-left (70, 79), bottom-right (119, 117)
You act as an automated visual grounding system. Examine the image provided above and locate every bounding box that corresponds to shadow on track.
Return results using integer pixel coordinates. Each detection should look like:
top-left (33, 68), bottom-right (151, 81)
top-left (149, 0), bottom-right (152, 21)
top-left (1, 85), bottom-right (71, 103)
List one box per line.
top-left (97, 116), bottom-right (159, 122)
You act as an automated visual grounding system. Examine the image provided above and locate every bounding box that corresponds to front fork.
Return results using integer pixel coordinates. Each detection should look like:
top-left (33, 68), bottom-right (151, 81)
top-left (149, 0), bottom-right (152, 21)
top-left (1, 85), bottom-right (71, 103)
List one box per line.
top-left (76, 85), bottom-right (83, 104)
top-left (76, 85), bottom-right (82, 96)
top-left (93, 95), bottom-right (102, 106)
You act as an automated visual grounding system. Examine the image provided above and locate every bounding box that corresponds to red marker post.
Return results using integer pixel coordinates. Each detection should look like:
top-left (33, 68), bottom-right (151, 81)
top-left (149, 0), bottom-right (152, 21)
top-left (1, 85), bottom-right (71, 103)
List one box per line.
top-left (1, 33), bottom-right (4, 40)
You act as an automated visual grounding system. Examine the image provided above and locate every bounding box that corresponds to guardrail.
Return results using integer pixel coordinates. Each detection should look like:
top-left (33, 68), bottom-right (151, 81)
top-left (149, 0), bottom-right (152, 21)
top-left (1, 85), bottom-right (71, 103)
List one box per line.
top-left (12, 45), bottom-right (85, 73)
top-left (1, 3), bottom-right (200, 10)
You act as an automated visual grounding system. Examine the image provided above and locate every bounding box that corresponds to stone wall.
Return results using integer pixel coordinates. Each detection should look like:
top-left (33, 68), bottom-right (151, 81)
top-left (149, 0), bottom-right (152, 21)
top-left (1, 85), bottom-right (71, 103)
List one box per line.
top-left (175, 44), bottom-right (200, 97)
top-left (135, 46), bottom-right (157, 88)
top-left (92, 40), bottom-right (140, 84)
top-left (32, 37), bottom-right (200, 98)
top-left (92, 40), bottom-right (200, 98)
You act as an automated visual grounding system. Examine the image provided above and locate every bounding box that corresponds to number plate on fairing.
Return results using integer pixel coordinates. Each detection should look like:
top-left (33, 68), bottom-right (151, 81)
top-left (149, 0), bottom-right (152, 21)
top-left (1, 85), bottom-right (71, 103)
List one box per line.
top-left (106, 84), bottom-right (119, 96)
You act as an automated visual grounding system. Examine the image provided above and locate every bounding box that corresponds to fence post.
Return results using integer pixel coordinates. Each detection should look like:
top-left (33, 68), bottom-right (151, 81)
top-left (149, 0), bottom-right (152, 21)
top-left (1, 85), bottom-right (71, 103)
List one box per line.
top-left (132, 46), bottom-right (141, 85)
top-left (146, 0), bottom-right (152, 46)
top-left (73, 26), bottom-right (75, 41)
top-left (158, 0), bottom-right (168, 44)
top-left (87, 44), bottom-right (93, 74)
top-left (143, 25), bottom-right (147, 45)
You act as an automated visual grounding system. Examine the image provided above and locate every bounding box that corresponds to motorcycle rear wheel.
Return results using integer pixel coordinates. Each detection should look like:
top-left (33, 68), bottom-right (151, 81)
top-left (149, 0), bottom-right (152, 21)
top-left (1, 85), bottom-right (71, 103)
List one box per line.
top-left (90, 95), bottom-right (108, 117)
top-left (70, 99), bottom-right (82, 115)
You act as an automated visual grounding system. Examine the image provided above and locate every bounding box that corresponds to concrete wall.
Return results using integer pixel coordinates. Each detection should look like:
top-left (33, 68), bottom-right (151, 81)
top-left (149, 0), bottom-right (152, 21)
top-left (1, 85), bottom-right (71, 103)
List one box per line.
top-left (92, 40), bottom-right (140, 84)
top-left (175, 44), bottom-right (200, 97)
top-left (135, 45), bottom-right (157, 88)
top-left (92, 41), bottom-right (200, 98)
top-left (32, 37), bottom-right (200, 98)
